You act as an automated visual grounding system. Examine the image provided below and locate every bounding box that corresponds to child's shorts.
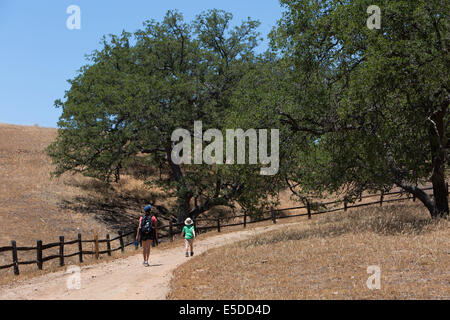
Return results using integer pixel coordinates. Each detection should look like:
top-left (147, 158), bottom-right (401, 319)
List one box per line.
top-left (185, 238), bottom-right (194, 246)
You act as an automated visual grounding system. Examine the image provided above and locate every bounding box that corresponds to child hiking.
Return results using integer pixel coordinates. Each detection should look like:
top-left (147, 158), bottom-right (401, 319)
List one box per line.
top-left (136, 205), bottom-right (157, 267)
top-left (181, 217), bottom-right (196, 257)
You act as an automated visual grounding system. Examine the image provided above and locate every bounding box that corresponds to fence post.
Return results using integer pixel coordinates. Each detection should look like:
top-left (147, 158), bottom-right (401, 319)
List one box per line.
top-left (271, 207), bottom-right (277, 224)
top-left (106, 234), bottom-right (111, 256)
top-left (307, 201), bottom-right (311, 220)
top-left (155, 222), bottom-right (159, 246)
top-left (94, 234), bottom-right (99, 259)
top-left (119, 231), bottom-right (125, 252)
top-left (36, 240), bottom-right (43, 270)
top-left (412, 193), bottom-right (416, 202)
top-left (243, 212), bottom-right (247, 228)
top-left (217, 217), bottom-right (221, 233)
top-left (59, 236), bottom-right (65, 267)
top-left (78, 234), bottom-right (83, 263)
top-left (152, 225), bottom-right (156, 247)
top-left (11, 240), bottom-right (19, 275)
top-left (169, 221), bottom-right (173, 242)
top-left (380, 192), bottom-right (384, 207)
top-left (344, 199), bottom-right (348, 212)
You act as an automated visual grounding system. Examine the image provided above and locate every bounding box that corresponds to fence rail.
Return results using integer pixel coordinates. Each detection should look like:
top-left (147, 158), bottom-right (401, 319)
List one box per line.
top-left (0, 185), bottom-right (445, 276)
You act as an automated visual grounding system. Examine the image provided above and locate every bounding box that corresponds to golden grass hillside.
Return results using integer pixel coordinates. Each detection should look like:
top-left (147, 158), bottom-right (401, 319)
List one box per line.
top-left (168, 203), bottom-right (450, 300)
top-left (0, 124), bottom-right (167, 272)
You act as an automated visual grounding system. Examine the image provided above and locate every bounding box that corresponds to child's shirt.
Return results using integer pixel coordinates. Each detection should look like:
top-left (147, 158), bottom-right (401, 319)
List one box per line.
top-left (182, 225), bottom-right (195, 239)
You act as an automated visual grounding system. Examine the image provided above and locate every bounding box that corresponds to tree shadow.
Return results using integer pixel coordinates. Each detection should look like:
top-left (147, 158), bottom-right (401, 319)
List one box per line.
top-left (59, 178), bottom-right (172, 232)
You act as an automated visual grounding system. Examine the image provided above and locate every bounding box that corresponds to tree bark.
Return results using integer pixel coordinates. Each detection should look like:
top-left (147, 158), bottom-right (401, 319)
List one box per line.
top-left (166, 147), bottom-right (192, 223)
top-left (431, 174), bottom-right (448, 218)
top-left (396, 182), bottom-right (437, 216)
top-left (396, 180), bottom-right (448, 219)
top-left (399, 102), bottom-right (449, 218)
top-left (176, 193), bottom-right (192, 224)
top-left (428, 102), bottom-right (449, 217)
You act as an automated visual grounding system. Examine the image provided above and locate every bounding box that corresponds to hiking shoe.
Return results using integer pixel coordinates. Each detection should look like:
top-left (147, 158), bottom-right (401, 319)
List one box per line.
top-left (190, 252), bottom-right (194, 256)
top-left (143, 261), bottom-right (149, 267)
top-left (185, 252), bottom-right (189, 257)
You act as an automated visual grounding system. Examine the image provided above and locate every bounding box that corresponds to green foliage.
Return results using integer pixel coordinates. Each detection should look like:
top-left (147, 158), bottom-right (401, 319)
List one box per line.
top-left (237, 0), bottom-right (449, 215)
top-left (48, 10), bottom-right (275, 221)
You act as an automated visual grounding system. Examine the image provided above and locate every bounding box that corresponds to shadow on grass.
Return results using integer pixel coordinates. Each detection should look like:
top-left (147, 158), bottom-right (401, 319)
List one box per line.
top-left (59, 178), bottom-right (171, 232)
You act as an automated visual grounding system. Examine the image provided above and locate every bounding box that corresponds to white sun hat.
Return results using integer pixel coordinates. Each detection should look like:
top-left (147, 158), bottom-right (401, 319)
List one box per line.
top-left (184, 217), bottom-right (193, 225)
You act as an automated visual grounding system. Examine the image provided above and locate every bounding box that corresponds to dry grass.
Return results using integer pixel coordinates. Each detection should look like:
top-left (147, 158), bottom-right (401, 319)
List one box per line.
top-left (168, 203), bottom-right (450, 300)
top-left (0, 124), bottom-right (169, 275)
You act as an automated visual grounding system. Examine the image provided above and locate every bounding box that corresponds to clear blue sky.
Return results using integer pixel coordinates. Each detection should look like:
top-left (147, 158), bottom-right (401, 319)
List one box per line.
top-left (0, 0), bottom-right (283, 128)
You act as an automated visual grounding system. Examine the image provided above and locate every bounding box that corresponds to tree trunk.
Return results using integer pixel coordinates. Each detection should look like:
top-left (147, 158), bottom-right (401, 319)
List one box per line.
top-left (428, 102), bottom-right (449, 217)
top-left (396, 179), bottom-right (449, 218)
top-left (166, 147), bottom-right (192, 223)
top-left (176, 193), bottom-right (191, 224)
top-left (431, 176), bottom-right (449, 218)
top-left (396, 182), bottom-right (437, 217)
top-left (401, 103), bottom-right (449, 218)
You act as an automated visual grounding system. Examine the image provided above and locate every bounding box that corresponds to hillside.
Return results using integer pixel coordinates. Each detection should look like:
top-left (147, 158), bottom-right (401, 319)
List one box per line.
top-left (169, 203), bottom-right (450, 300)
top-left (0, 123), bottom-right (159, 249)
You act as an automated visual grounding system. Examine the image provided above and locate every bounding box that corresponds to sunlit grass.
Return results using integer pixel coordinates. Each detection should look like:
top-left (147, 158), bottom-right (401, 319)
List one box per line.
top-left (169, 203), bottom-right (450, 300)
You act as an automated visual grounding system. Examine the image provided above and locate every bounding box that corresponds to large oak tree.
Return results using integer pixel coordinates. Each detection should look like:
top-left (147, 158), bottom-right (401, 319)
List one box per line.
top-left (267, 0), bottom-right (449, 217)
top-left (48, 10), bottom-right (276, 223)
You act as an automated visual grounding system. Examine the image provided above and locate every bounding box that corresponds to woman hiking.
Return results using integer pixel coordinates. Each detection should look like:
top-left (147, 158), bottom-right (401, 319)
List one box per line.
top-left (136, 205), bottom-right (157, 266)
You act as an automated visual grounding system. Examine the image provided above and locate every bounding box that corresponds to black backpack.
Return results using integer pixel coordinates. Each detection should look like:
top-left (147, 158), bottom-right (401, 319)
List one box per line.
top-left (141, 215), bottom-right (154, 236)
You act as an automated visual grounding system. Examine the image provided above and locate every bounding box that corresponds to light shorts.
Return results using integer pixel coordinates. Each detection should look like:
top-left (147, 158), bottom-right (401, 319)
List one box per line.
top-left (185, 238), bottom-right (194, 246)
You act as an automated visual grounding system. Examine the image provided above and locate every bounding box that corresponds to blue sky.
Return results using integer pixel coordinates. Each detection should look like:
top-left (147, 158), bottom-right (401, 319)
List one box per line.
top-left (0, 0), bottom-right (283, 128)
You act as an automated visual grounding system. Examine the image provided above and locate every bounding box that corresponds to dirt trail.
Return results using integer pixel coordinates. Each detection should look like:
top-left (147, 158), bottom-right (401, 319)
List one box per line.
top-left (0, 223), bottom-right (296, 300)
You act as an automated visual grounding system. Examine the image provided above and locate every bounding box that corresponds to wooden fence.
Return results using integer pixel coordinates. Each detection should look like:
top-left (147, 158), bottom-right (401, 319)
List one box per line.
top-left (0, 185), bottom-right (443, 276)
